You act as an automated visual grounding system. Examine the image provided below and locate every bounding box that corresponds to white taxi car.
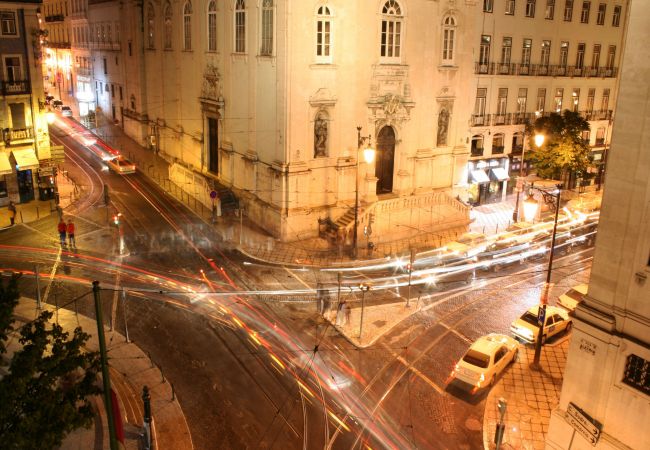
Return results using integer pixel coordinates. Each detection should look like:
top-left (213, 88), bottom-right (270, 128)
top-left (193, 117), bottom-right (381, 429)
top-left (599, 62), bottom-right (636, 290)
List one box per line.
top-left (450, 334), bottom-right (519, 391)
top-left (106, 156), bottom-right (136, 174)
top-left (511, 305), bottom-right (572, 345)
top-left (557, 284), bottom-right (588, 311)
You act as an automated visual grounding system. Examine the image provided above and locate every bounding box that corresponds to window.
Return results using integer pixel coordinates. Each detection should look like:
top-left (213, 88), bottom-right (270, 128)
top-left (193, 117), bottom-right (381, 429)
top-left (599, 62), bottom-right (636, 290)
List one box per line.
top-left (505, 0), bottom-right (516, 15)
top-left (586, 88), bottom-right (595, 112)
top-left (576, 43), bottom-right (585, 68)
top-left (474, 88), bottom-right (487, 117)
top-left (591, 44), bottom-right (601, 68)
top-left (380, 1), bottom-right (403, 61)
top-left (479, 35), bottom-right (491, 65)
top-left (492, 134), bottom-right (505, 154)
top-left (526, 0), bottom-right (536, 17)
top-left (601, 88), bottom-right (610, 111)
top-left (260, 0), bottom-right (273, 56)
top-left (596, 3), bottom-right (605, 25)
top-left (545, 0), bottom-right (555, 19)
top-left (623, 354), bottom-right (650, 396)
top-left (521, 38), bottom-right (532, 65)
top-left (581, 1), bottom-right (590, 23)
top-left (595, 127), bottom-right (605, 145)
top-left (119, 86), bottom-right (123, 100)
top-left (207, 1), bottom-right (217, 52)
top-left (559, 41), bottom-right (569, 67)
top-left (183, 2), bottom-right (192, 50)
top-left (512, 132), bottom-right (524, 153)
top-left (315, 6), bottom-right (331, 61)
top-left (484, 0), bottom-right (493, 13)
top-left (554, 88), bottom-right (564, 112)
top-left (496, 88), bottom-right (508, 116)
top-left (536, 88), bottom-right (546, 112)
top-left (564, 0), bottom-right (573, 20)
top-left (130, 95), bottom-right (136, 110)
top-left (4, 56), bottom-right (21, 81)
top-left (612, 5), bottom-right (621, 26)
top-left (103, 57), bottom-right (107, 75)
top-left (147, 4), bottom-right (155, 49)
top-left (581, 129), bottom-right (590, 142)
top-left (0, 11), bottom-right (17, 36)
top-left (471, 135), bottom-right (484, 156)
top-left (606, 45), bottom-right (615, 69)
top-left (234, 0), bottom-right (246, 53)
top-left (572, 88), bottom-right (580, 112)
top-left (111, 84), bottom-right (115, 98)
top-left (517, 88), bottom-right (528, 114)
top-left (164, 3), bottom-right (172, 49)
top-left (501, 37), bottom-right (512, 65)
top-left (442, 16), bottom-right (456, 65)
top-left (540, 40), bottom-right (551, 66)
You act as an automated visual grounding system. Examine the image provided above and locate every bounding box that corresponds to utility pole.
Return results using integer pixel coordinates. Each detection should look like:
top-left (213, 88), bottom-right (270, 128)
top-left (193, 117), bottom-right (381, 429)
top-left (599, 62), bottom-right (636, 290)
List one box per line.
top-left (92, 281), bottom-right (118, 450)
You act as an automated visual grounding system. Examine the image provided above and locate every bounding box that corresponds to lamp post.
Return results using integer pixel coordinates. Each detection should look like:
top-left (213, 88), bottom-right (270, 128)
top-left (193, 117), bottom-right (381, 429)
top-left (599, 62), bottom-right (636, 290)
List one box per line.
top-left (524, 183), bottom-right (563, 369)
top-left (358, 283), bottom-right (371, 340)
top-left (352, 126), bottom-right (375, 259)
top-left (513, 130), bottom-right (545, 222)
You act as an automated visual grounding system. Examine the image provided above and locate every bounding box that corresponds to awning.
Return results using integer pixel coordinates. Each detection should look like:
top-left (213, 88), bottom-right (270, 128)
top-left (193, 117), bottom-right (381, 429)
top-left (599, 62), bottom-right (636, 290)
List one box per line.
top-left (491, 167), bottom-right (510, 181)
top-left (471, 169), bottom-right (490, 184)
top-left (0, 152), bottom-right (12, 175)
top-left (11, 147), bottom-right (40, 171)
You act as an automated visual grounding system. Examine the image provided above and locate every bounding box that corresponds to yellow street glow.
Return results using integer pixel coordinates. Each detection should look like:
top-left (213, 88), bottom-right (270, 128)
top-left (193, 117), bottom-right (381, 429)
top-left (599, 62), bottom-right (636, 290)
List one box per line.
top-left (269, 354), bottom-right (285, 370)
top-left (296, 379), bottom-right (315, 397)
top-left (232, 317), bottom-right (244, 328)
top-left (328, 410), bottom-right (350, 432)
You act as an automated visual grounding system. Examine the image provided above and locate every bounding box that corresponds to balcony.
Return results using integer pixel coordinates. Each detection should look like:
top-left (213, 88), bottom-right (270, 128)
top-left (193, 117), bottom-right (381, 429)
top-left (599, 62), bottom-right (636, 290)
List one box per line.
top-left (511, 144), bottom-right (524, 155)
top-left (471, 147), bottom-right (484, 157)
top-left (470, 114), bottom-right (487, 126)
top-left (492, 145), bottom-right (505, 154)
top-left (2, 80), bottom-right (31, 96)
top-left (493, 114), bottom-right (508, 126)
top-left (75, 67), bottom-right (92, 77)
top-left (3, 127), bottom-right (34, 145)
top-left (473, 62), bottom-right (618, 78)
top-left (582, 109), bottom-right (613, 121)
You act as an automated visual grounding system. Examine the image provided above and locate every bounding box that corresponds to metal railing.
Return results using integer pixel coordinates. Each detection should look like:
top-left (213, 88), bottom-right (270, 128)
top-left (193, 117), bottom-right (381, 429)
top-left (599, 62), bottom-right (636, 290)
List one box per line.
top-left (2, 80), bottom-right (30, 96)
top-left (3, 127), bottom-right (34, 144)
top-left (474, 62), bottom-right (618, 78)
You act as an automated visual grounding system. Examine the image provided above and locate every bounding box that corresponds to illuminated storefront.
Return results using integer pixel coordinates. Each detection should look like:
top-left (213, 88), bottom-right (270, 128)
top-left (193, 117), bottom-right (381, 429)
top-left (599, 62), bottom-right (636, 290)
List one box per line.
top-left (466, 157), bottom-right (510, 206)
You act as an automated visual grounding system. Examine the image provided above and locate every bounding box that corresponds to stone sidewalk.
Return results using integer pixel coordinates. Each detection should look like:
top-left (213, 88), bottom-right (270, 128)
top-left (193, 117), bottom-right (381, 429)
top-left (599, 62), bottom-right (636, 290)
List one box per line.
top-left (10, 298), bottom-right (193, 450)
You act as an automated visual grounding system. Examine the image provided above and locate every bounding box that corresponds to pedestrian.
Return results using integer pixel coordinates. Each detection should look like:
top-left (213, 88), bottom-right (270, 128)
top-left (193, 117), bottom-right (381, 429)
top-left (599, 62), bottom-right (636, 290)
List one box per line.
top-left (58, 219), bottom-right (67, 247)
top-left (8, 201), bottom-right (16, 226)
top-left (67, 219), bottom-right (76, 248)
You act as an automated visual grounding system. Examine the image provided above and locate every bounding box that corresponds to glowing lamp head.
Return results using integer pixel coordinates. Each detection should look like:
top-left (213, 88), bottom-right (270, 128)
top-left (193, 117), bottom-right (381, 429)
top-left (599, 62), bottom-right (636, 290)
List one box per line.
top-left (523, 194), bottom-right (539, 223)
top-left (363, 146), bottom-right (375, 164)
top-left (46, 112), bottom-right (55, 124)
top-left (534, 134), bottom-right (545, 148)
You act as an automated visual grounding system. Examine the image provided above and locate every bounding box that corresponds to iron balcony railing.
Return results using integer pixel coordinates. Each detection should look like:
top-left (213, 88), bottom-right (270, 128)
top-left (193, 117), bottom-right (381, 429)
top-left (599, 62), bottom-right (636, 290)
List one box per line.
top-left (2, 80), bottom-right (31, 96)
top-left (474, 62), bottom-right (618, 78)
top-left (3, 127), bottom-right (34, 144)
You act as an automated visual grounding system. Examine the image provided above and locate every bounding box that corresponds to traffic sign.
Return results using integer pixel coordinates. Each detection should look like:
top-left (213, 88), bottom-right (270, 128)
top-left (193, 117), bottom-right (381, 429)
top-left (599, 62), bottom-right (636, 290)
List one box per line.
top-left (566, 402), bottom-right (601, 445)
top-left (537, 305), bottom-right (546, 326)
top-left (209, 190), bottom-right (218, 200)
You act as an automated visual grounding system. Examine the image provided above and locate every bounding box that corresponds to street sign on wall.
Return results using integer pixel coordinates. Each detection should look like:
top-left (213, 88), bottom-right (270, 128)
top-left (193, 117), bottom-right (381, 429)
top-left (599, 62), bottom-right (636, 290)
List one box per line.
top-left (566, 402), bottom-right (601, 445)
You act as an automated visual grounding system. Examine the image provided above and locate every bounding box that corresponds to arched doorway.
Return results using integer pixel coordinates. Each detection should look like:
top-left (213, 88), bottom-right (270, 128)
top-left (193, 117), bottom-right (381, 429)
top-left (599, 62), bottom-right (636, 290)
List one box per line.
top-left (375, 126), bottom-right (395, 194)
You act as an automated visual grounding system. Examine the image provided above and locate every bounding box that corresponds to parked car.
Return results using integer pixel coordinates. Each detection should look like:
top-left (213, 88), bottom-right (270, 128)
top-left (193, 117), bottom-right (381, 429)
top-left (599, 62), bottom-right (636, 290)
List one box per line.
top-left (557, 284), bottom-right (588, 311)
top-left (510, 305), bottom-right (572, 344)
top-left (61, 106), bottom-right (73, 117)
top-left (449, 334), bottom-right (519, 391)
top-left (45, 95), bottom-right (55, 105)
top-left (106, 156), bottom-right (136, 174)
top-left (52, 100), bottom-right (63, 109)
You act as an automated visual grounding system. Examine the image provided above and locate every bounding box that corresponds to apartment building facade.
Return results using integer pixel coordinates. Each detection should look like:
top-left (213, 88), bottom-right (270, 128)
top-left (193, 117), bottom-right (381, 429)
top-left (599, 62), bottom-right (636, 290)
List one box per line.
top-left (467, 0), bottom-right (626, 206)
top-left (0, 0), bottom-right (52, 206)
top-left (546, 2), bottom-right (649, 448)
top-left (42, 0), bottom-right (73, 102)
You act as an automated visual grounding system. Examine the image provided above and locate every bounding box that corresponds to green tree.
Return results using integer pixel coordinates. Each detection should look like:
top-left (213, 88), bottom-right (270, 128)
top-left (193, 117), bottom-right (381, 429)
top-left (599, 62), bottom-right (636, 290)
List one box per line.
top-left (526, 110), bottom-right (592, 184)
top-left (0, 277), bottom-right (101, 450)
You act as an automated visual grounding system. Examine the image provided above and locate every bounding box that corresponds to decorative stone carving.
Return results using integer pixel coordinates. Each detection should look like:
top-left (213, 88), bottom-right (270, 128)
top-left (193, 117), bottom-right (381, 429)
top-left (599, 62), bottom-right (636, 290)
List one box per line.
top-left (201, 63), bottom-right (222, 100)
top-left (437, 107), bottom-right (450, 147)
top-left (314, 111), bottom-right (328, 157)
top-left (367, 65), bottom-right (415, 129)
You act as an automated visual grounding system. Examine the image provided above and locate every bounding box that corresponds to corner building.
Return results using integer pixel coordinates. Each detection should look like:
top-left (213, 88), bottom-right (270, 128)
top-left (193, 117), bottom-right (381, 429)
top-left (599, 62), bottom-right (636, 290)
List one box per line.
top-left (546, 1), bottom-right (650, 449)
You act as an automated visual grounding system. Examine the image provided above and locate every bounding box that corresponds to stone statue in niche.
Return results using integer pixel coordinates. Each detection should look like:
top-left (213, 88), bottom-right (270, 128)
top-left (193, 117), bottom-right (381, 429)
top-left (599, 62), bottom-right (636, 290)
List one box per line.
top-left (314, 113), bottom-right (328, 157)
top-left (437, 107), bottom-right (449, 147)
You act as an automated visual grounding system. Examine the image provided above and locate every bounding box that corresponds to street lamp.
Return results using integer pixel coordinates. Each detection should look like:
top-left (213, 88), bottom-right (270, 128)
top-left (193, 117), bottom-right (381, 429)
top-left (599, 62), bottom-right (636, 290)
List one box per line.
top-left (352, 126), bottom-right (375, 258)
top-left (512, 131), bottom-right (545, 222)
top-left (358, 283), bottom-right (371, 340)
top-left (523, 184), bottom-right (563, 369)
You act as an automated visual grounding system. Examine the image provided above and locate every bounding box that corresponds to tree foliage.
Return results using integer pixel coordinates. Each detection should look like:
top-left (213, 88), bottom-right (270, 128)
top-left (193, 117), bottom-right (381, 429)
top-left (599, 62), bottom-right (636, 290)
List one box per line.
top-left (526, 110), bottom-right (592, 182)
top-left (0, 277), bottom-right (101, 450)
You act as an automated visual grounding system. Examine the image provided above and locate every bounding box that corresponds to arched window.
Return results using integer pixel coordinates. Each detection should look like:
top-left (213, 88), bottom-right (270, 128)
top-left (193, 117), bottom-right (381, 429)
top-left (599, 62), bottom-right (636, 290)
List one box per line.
top-left (492, 133), bottom-right (505, 154)
top-left (207, 1), bottom-right (217, 52)
top-left (183, 2), bottom-right (192, 50)
top-left (164, 3), bottom-right (172, 50)
top-left (234, 0), bottom-right (246, 53)
top-left (147, 4), bottom-right (155, 49)
top-left (441, 15), bottom-right (456, 65)
top-left (471, 135), bottom-right (484, 157)
top-left (315, 5), bottom-right (332, 62)
top-left (260, 0), bottom-right (274, 56)
top-left (380, 0), bottom-right (402, 61)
